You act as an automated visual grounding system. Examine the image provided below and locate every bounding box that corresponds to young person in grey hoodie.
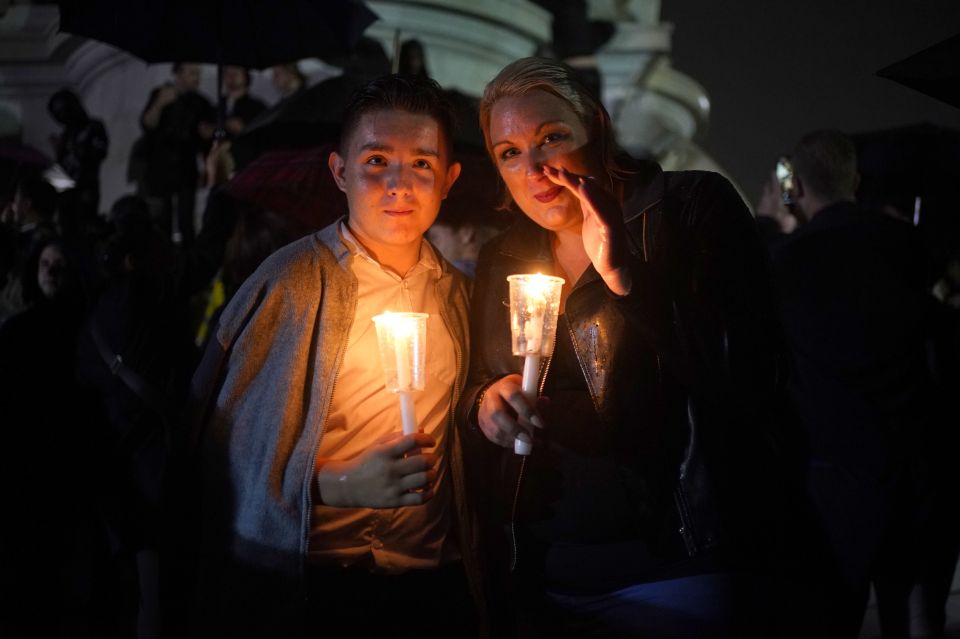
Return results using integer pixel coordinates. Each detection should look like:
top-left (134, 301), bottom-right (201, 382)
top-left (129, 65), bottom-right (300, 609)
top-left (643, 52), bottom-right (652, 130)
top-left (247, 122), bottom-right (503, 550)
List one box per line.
top-left (187, 75), bottom-right (486, 637)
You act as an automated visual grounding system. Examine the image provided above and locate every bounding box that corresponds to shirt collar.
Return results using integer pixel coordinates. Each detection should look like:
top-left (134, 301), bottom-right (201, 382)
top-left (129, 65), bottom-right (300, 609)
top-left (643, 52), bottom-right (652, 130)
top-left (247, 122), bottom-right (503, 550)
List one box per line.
top-left (338, 220), bottom-right (442, 278)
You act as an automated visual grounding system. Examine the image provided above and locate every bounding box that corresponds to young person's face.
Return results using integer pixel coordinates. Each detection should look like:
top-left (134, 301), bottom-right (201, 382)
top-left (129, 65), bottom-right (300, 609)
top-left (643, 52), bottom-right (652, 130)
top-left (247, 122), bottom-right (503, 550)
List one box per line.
top-left (329, 109), bottom-right (461, 261)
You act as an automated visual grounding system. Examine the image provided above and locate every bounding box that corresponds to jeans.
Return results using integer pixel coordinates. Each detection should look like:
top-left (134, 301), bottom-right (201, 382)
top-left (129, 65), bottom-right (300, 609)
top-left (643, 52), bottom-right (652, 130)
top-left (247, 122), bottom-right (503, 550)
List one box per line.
top-left (526, 572), bottom-right (770, 639)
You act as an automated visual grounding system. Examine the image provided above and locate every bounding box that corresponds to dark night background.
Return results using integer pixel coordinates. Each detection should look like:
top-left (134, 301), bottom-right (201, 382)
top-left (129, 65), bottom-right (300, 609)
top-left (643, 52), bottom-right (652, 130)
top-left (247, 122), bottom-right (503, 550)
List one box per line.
top-left (661, 0), bottom-right (960, 202)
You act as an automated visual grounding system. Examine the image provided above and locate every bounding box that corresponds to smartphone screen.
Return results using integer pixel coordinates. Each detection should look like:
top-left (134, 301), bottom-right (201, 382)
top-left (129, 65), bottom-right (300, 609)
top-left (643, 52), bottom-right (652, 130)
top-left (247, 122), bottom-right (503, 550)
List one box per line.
top-left (776, 156), bottom-right (795, 206)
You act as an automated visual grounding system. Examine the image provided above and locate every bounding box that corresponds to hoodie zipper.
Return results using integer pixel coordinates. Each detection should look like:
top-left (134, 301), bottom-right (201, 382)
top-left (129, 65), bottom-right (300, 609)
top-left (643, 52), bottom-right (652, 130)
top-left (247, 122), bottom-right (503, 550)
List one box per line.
top-left (301, 283), bottom-right (357, 597)
top-left (436, 277), bottom-right (464, 507)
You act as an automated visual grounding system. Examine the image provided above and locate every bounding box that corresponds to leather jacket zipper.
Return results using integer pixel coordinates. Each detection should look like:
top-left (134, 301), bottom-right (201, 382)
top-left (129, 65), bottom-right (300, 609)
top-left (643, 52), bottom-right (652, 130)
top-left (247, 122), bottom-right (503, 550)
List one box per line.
top-left (509, 340), bottom-right (555, 572)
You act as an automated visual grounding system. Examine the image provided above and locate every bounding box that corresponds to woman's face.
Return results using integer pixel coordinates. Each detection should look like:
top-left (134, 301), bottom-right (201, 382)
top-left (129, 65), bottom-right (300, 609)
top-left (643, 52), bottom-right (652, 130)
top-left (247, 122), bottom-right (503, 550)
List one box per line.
top-left (488, 90), bottom-right (602, 233)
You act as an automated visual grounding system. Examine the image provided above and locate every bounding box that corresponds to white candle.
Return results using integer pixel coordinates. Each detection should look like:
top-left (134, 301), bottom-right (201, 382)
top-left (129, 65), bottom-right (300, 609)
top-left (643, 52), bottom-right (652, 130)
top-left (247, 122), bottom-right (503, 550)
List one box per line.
top-left (506, 273), bottom-right (565, 457)
top-left (515, 353), bottom-right (541, 455)
top-left (399, 389), bottom-right (417, 436)
top-left (524, 311), bottom-right (543, 354)
top-left (372, 312), bottom-right (428, 438)
top-left (395, 318), bottom-right (416, 434)
top-left (395, 325), bottom-right (411, 391)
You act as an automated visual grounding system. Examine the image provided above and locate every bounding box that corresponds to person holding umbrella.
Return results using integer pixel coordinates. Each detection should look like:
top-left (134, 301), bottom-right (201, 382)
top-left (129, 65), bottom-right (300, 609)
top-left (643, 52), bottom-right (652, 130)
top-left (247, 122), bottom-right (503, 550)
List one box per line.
top-left (188, 74), bottom-right (485, 636)
top-left (47, 88), bottom-right (109, 230)
top-left (221, 65), bottom-right (267, 139)
top-left (137, 63), bottom-right (216, 247)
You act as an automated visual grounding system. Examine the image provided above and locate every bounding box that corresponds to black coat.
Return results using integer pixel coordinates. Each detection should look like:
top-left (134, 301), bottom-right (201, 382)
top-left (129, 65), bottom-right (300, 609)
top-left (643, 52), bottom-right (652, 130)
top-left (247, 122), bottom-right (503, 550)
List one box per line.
top-left (771, 202), bottom-right (941, 479)
top-left (458, 164), bottom-right (789, 571)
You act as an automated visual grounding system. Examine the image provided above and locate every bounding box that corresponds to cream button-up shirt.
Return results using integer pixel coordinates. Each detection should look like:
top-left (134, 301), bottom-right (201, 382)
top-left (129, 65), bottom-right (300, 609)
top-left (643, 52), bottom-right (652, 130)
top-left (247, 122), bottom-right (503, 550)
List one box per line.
top-left (308, 222), bottom-right (457, 573)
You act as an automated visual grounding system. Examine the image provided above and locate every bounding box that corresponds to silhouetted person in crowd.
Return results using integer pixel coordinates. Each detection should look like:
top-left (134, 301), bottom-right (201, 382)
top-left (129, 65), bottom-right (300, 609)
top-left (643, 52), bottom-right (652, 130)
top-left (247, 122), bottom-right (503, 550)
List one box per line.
top-left (0, 223), bottom-right (16, 321)
top-left (221, 66), bottom-right (267, 140)
top-left (426, 208), bottom-right (501, 279)
top-left (398, 39), bottom-right (429, 78)
top-left (770, 130), bottom-right (951, 638)
top-left (48, 88), bottom-right (109, 231)
top-left (270, 62), bottom-right (305, 102)
top-left (75, 194), bottom-right (197, 639)
top-left (138, 63), bottom-right (215, 246)
top-left (0, 175), bottom-right (58, 321)
top-left (0, 235), bottom-right (96, 637)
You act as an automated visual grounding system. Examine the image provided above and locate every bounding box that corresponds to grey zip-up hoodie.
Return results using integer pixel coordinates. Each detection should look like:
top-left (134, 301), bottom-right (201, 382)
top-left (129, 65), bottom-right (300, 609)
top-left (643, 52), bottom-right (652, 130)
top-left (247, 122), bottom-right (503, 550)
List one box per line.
top-left (189, 221), bottom-right (484, 636)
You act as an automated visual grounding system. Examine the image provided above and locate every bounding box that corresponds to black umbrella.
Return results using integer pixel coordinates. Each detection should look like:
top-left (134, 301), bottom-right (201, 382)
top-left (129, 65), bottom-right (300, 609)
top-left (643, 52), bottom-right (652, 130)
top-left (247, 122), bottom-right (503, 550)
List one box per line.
top-left (58, 0), bottom-right (378, 134)
top-left (877, 33), bottom-right (960, 110)
top-left (235, 74), bottom-right (372, 157)
top-left (230, 79), bottom-right (503, 229)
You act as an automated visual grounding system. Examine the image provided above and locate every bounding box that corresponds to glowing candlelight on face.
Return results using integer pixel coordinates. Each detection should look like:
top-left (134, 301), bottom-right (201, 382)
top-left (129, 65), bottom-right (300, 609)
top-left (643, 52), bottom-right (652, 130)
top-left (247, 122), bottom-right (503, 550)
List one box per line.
top-left (372, 312), bottom-right (428, 436)
top-left (506, 273), bottom-right (565, 455)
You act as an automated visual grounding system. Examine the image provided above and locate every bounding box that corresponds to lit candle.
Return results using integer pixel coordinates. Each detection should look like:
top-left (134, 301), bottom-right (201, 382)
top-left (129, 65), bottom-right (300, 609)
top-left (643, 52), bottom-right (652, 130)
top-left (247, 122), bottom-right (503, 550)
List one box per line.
top-left (372, 312), bottom-right (428, 436)
top-left (506, 273), bottom-right (565, 455)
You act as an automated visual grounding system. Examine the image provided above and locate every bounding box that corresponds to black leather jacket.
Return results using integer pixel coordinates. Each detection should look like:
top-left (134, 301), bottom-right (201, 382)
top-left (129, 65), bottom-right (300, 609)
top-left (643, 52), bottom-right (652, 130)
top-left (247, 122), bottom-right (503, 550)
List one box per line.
top-left (458, 163), bottom-right (786, 564)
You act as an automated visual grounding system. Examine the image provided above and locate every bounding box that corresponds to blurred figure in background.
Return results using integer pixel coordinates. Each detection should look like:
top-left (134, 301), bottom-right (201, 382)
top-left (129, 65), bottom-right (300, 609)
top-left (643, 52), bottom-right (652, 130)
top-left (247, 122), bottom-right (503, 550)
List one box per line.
top-left (0, 174), bottom-right (58, 322)
top-left (0, 234), bottom-right (95, 637)
top-left (426, 208), bottom-right (501, 279)
top-left (770, 130), bottom-right (954, 638)
top-left (76, 194), bottom-right (197, 639)
top-left (136, 63), bottom-right (215, 247)
top-left (270, 62), bottom-right (305, 103)
top-left (48, 88), bottom-right (109, 234)
top-left (221, 66), bottom-right (267, 140)
top-left (398, 39), bottom-right (429, 78)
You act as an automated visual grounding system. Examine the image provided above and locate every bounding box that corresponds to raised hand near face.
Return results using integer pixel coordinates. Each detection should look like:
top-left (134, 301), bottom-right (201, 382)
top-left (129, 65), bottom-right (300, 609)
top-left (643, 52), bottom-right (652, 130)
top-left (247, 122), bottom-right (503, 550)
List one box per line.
top-left (542, 165), bottom-right (633, 296)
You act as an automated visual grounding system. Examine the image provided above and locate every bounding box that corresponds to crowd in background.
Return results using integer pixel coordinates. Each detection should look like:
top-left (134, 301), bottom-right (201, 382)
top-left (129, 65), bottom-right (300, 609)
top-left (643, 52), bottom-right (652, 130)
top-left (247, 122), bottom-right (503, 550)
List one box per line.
top-left (0, 41), bottom-right (958, 639)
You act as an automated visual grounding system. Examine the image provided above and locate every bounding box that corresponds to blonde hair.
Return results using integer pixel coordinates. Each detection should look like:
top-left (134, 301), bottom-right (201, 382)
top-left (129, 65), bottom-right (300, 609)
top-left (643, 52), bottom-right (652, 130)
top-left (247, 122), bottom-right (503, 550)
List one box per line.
top-left (479, 57), bottom-right (630, 208)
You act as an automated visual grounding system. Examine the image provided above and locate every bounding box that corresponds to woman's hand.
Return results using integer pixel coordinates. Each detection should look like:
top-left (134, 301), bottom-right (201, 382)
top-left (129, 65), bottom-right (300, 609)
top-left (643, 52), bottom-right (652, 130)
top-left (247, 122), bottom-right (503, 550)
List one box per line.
top-left (543, 165), bottom-right (633, 296)
top-left (477, 374), bottom-right (545, 449)
top-left (315, 432), bottom-right (437, 508)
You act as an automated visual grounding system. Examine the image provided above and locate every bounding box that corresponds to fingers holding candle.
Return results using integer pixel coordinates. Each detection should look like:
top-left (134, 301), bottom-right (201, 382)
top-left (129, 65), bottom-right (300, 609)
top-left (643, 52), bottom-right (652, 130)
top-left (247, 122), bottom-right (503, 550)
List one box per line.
top-left (316, 432), bottom-right (438, 508)
top-left (477, 374), bottom-right (546, 449)
top-left (372, 311), bottom-right (429, 436)
top-left (507, 274), bottom-right (563, 454)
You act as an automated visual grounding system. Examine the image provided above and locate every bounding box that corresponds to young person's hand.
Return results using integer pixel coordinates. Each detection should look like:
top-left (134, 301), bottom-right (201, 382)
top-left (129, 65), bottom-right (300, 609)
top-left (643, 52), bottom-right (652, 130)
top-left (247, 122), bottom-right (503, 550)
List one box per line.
top-left (315, 432), bottom-right (437, 508)
top-left (476, 374), bottom-right (545, 449)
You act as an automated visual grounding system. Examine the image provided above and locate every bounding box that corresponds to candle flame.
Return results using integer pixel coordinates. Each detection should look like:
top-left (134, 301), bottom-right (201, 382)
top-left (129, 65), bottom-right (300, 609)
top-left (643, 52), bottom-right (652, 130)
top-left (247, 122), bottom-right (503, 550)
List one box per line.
top-left (374, 310), bottom-right (417, 338)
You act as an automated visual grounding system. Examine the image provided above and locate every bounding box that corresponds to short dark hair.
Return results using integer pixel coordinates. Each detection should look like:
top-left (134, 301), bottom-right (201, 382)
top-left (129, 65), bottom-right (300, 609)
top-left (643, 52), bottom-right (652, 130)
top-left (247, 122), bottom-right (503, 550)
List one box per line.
top-left (339, 74), bottom-right (456, 158)
top-left (792, 129), bottom-right (858, 201)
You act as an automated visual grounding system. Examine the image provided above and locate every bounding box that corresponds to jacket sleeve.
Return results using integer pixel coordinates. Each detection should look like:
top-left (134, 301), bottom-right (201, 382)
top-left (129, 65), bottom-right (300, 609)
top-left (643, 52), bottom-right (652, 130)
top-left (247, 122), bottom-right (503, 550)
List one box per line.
top-left (455, 237), bottom-right (511, 437)
top-left (615, 171), bottom-right (784, 418)
top-left (185, 265), bottom-right (273, 456)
